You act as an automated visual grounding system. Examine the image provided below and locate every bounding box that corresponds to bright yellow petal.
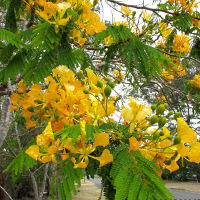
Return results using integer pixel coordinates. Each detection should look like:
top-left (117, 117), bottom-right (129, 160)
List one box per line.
top-left (43, 122), bottom-right (55, 141)
top-left (94, 133), bottom-right (109, 147)
top-left (64, 138), bottom-right (78, 154)
top-left (92, 149), bottom-right (113, 167)
top-left (37, 134), bottom-right (51, 146)
top-left (189, 142), bottom-right (200, 163)
top-left (121, 108), bottom-right (133, 121)
top-left (48, 145), bottom-right (58, 154)
top-left (39, 155), bottom-right (52, 163)
top-left (17, 80), bottom-right (26, 93)
top-left (159, 127), bottom-right (170, 148)
top-left (10, 93), bottom-right (20, 105)
top-left (25, 145), bottom-right (41, 160)
top-left (129, 137), bottom-right (140, 152)
top-left (177, 118), bottom-right (197, 144)
top-left (166, 160), bottom-right (179, 173)
top-left (176, 142), bottom-right (190, 158)
top-left (85, 68), bottom-right (100, 85)
top-left (71, 157), bottom-right (87, 168)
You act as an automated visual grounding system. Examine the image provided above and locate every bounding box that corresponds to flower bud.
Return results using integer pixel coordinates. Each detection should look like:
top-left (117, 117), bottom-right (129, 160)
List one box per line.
top-left (104, 86), bottom-right (112, 97)
top-left (174, 112), bottom-right (181, 119)
top-left (174, 136), bottom-right (182, 145)
top-left (159, 131), bottom-right (165, 136)
top-left (150, 115), bottom-right (159, 124)
top-left (96, 80), bottom-right (103, 88)
top-left (54, 112), bottom-right (59, 119)
top-left (167, 135), bottom-right (173, 140)
top-left (78, 70), bottom-right (83, 80)
top-left (158, 116), bottom-right (167, 128)
top-left (108, 81), bottom-right (115, 88)
top-left (151, 104), bottom-right (157, 111)
top-left (168, 111), bottom-right (173, 116)
top-left (156, 104), bottom-right (166, 115)
top-left (164, 103), bottom-right (168, 109)
top-left (153, 132), bottom-right (160, 140)
top-left (83, 89), bottom-right (89, 94)
top-left (27, 106), bottom-right (34, 112)
top-left (34, 100), bottom-right (43, 104)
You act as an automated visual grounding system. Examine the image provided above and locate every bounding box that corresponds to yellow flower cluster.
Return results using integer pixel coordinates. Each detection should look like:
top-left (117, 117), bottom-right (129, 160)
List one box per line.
top-left (157, 96), bottom-right (167, 102)
top-left (121, 99), bottom-right (200, 173)
top-left (168, 0), bottom-right (198, 14)
top-left (189, 74), bottom-right (200, 88)
top-left (112, 70), bottom-right (124, 81)
top-left (172, 34), bottom-right (190, 53)
top-left (159, 22), bottom-right (172, 39)
top-left (26, 121), bottom-right (113, 168)
top-left (121, 6), bottom-right (131, 17)
top-left (25, 0), bottom-right (105, 45)
top-left (113, 21), bottom-right (128, 27)
top-left (10, 66), bottom-right (200, 173)
top-left (10, 66), bottom-right (116, 130)
top-left (192, 18), bottom-right (200, 28)
top-left (162, 71), bottom-right (174, 81)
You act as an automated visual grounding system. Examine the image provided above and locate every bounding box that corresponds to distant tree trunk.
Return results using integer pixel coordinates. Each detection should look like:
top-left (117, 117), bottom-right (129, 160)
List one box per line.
top-left (0, 95), bottom-right (12, 148)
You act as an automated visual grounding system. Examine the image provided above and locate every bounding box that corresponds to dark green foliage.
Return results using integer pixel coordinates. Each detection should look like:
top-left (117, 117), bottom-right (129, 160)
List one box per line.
top-left (49, 161), bottom-right (83, 200)
top-left (3, 140), bottom-right (37, 180)
top-left (0, 22), bottom-right (94, 84)
top-left (173, 12), bottom-right (192, 34)
top-left (94, 25), bottom-right (171, 82)
top-left (190, 38), bottom-right (200, 60)
top-left (98, 164), bottom-right (116, 200)
top-left (94, 25), bottom-right (133, 44)
top-left (109, 147), bottom-right (174, 200)
top-left (31, 22), bottom-right (61, 52)
top-left (61, 124), bottom-right (81, 144)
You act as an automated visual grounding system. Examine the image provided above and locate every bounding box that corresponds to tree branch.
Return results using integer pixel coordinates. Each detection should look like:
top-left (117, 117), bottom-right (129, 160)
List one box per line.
top-left (0, 185), bottom-right (14, 200)
top-left (106, 0), bottom-right (200, 20)
top-left (156, 48), bottom-right (200, 65)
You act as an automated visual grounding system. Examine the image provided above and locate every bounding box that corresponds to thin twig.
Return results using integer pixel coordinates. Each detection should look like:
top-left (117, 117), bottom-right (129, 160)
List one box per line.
top-left (106, 0), bottom-right (200, 20)
top-left (0, 185), bottom-right (14, 200)
top-left (156, 48), bottom-right (200, 65)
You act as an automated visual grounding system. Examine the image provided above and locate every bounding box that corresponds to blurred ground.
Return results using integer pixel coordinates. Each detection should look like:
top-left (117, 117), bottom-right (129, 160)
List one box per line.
top-left (15, 179), bottom-right (200, 200)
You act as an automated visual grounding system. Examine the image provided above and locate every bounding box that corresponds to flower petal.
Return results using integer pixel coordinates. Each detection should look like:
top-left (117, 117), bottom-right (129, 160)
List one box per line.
top-left (25, 145), bottom-right (41, 160)
top-left (93, 149), bottom-right (113, 167)
top-left (94, 133), bottom-right (109, 147)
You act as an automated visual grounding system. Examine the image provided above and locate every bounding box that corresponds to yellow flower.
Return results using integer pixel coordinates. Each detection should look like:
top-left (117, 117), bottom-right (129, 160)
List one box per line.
top-left (104, 35), bottom-right (114, 46)
top-left (157, 96), bottom-right (167, 102)
top-left (121, 97), bottom-right (152, 132)
top-left (129, 137), bottom-right (141, 152)
top-left (177, 118), bottom-right (197, 144)
top-left (17, 80), bottom-right (26, 93)
top-left (162, 71), bottom-right (174, 81)
top-left (113, 70), bottom-right (124, 81)
top-left (189, 142), bottom-right (200, 163)
top-left (26, 122), bottom-right (61, 164)
top-left (121, 6), bottom-right (131, 17)
top-left (26, 145), bottom-right (41, 160)
top-left (142, 10), bottom-right (151, 22)
top-left (64, 120), bottom-right (113, 168)
top-left (113, 21), bottom-right (128, 27)
top-left (166, 159), bottom-right (179, 173)
top-left (172, 34), bottom-right (190, 53)
top-left (159, 22), bottom-right (172, 39)
top-left (189, 74), bottom-right (200, 88)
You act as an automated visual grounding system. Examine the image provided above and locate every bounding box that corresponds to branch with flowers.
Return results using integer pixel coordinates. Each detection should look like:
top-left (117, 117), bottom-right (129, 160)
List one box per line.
top-left (1, 0), bottom-right (200, 199)
top-left (8, 66), bottom-right (200, 200)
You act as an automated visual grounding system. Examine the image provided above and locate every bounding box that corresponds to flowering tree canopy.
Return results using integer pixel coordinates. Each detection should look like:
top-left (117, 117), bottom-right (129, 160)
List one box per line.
top-left (1, 0), bottom-right (200, 199)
